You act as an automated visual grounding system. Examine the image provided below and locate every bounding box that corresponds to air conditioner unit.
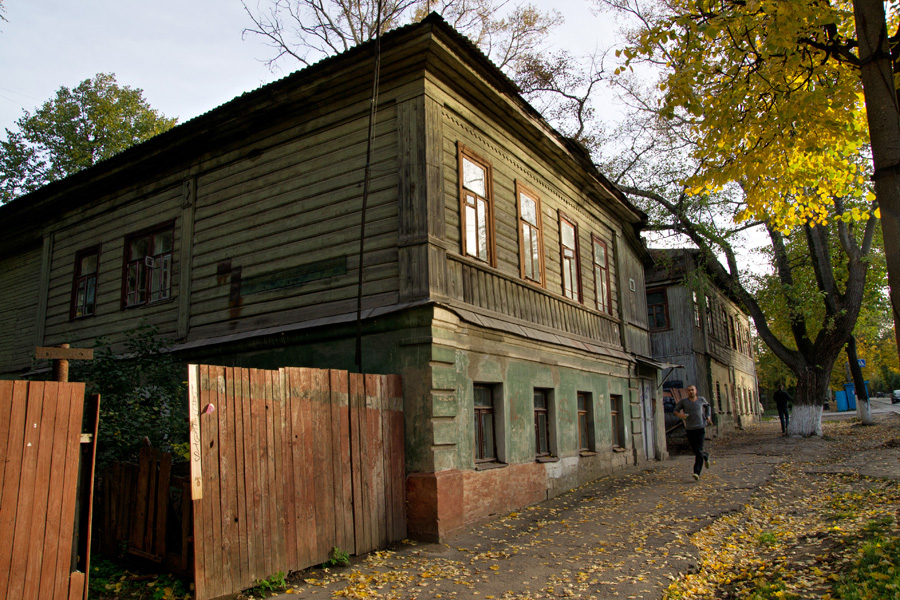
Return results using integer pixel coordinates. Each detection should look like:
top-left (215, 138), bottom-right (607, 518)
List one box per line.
top-left (144, 256), bottom-right (156, 268)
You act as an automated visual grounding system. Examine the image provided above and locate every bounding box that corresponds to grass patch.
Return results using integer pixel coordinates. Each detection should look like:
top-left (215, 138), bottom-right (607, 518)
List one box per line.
top-left (830, 518), bottom-right (900, 600)
top-left (244, 571), bottom-right (288, 598)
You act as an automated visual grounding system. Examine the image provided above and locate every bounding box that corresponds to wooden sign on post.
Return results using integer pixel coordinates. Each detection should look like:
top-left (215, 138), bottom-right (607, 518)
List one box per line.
top-left (36, 344), bottom-right (94, 382)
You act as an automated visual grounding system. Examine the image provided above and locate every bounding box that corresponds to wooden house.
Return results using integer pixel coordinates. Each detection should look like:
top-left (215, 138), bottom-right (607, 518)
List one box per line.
top-left (0, 14), bottom-right (663, 542)
top-left (645, 249), bottom-right (759, 433)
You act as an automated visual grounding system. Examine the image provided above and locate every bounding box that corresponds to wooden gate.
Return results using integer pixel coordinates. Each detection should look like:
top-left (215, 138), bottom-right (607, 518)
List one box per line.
top-left (0, 380), bottom-right (100, 600)
top-left (187, 366), bottom-right (405, 600)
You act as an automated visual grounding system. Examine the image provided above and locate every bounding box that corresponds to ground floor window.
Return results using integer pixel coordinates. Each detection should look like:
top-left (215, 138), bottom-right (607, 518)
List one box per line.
top-left (534, 389), bottom-right (552, 457)
top-left (611, 394), bottom-right (625, 448)
top-left (474, 385), bottom-right (497, 462)
top-left (577, 392), bottom-right (594, 452)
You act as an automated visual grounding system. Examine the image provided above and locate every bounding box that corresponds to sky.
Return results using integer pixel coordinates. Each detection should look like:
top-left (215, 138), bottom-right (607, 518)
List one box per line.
top-left (0, 0), bottom-right (621, 133)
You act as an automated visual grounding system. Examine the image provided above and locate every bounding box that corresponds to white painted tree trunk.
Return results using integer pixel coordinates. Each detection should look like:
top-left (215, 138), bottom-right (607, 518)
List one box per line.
top-left (788, 404), bottom-right (823, 437)
top-left (856, 398), bottom-right (874, 425)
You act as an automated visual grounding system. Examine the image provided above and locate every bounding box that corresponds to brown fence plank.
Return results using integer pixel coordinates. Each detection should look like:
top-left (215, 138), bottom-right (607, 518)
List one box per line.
top-left (239, 367), bottom-right (261, 584)
top-left (22, 382), bottom-right (59, 600)
top-left (277, 369), bottom-right (298, 571)
top-left (8, 382), bottom-right (46, 599)
top-left (39, 384), bottom-right (75, 600)
top-left (66, 571), bottom-right (85, 600)
top-left (54, 382), bottom-right (86, 600)
top-left (366, 375), bottom-right (387, 549)
top-left (388, 375), bottom-right (407, 541)
top-left (250, 368), bottom-right (272, 579)
top-left (0, 380), bottom-right (13, 501)
top-left (380, 378), bottom-right (395, 542)
top-left (199, 365), bottom-right (222, 599)
top-left (132, 447), bottom-right (152, 551)
top-left (348, 373), bottom-right (368, 555)
top-left (330, 370), bottom-right (354, 554)
top-left (230, 368), bottom-right (251, 587)
top-left (155, 452), bottom-right (172, 560)
top-left (270, 369), bottom-right (287, 574)
top-left (0, 380), bottom-right (28, 599)
top-left (214, 365), bottom-right (236, 596)
top-left (311, 368), bottom-right (335, 564)
top-left (293, 368), bottom-right (316, 569)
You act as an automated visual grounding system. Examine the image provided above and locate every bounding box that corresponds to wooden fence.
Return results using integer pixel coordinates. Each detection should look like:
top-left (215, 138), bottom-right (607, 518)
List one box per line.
top-left (0, 380), bottom-right (100, 600)
top-left (188, 365), bottom-right (405, 600)
top-left (95, 448), bottom-right (193, 574)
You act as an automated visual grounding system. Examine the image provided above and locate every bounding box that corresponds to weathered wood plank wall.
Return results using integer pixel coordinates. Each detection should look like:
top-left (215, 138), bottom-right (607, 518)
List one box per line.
top-left (0, 247), bottom-right (42, 374)
top-left (188, 365), bottom-right (405, 600)
top-left (0, 380), bottom-right (97, 600)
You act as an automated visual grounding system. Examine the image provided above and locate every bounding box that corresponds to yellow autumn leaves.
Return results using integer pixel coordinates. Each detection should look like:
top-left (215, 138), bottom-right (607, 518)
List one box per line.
top-left (619, 0), bottom-right (882, 229)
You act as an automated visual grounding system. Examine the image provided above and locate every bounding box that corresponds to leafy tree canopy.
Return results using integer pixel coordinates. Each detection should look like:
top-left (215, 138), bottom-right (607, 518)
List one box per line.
top-left (610, 0), bottom-right (881, 229)
top-left (0, 73), bottom-right (177, 203)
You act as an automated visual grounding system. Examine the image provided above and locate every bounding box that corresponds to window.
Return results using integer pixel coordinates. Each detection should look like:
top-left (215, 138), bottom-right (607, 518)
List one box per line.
top-left (647, 287), bottom-right (669, 330)
top-left (577, 392), bottom-right (594, 452)
top-left (715, 381), bottom-right (722, 412)
top-left (705, 295), bottom-right (714, 332)
top-left (559, 213), bottom-right (580, 301)
top-left (516, 181), bottom-right (544, 285)
top-left (71, 246), bottom-right (100, 319)
top-left (458, 145), bottom-right (494, 265)
top-left (610, 394), bottom-right (625, 448)
top-left (729, 315), bottom-right (737, 349)
top-left (534, 389), bottom-right (552, 457)
top-left (474, 385), bottom-right (497, 462)
top-left (123, 223), bottom-right (174, 307)
top-left (692, 291), bottom-right (701, 328)
top-left (592, 236), bottom-right (611, 314)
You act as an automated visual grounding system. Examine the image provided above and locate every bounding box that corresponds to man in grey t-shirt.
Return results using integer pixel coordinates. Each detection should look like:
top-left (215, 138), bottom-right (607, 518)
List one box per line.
top-left (674, 385), bottom-right (712, 480)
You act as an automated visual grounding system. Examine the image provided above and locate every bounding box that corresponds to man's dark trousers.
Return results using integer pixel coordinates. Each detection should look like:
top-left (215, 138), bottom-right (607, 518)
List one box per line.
top-left (686, 427), bottom-right (708, 475)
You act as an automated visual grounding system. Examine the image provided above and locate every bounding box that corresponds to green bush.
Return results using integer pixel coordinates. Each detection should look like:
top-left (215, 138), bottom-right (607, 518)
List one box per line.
top-left (71, 322), bottom-right (188, 468)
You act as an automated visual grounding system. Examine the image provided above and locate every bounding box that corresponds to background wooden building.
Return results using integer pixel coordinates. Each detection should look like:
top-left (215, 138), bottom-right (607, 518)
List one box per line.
top-left (0, 14), bottom-right (664, 542)
top-left (645, 249), bottom-right (759, 433)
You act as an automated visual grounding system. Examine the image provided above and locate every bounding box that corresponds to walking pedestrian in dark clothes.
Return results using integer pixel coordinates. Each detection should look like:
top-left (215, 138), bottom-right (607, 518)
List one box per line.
top-left (674, 385), bottom-right (713, 480)
top-left (773, 384), bottom-right (791, 435)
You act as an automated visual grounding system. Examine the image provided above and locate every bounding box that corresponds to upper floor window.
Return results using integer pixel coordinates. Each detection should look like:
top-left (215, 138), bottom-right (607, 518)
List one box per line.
top-left (123, 223), bottom-right (174, 308)
top-left (592, 236), bottom-right (611, 314)
top-left (474, 384), bottom-right (498, 463)
top-left (559, 213), bottom-right (580, 302)
top-left (692, 291), bottom-right (701, 328)
top-left (729, 315), bottom-right (737, 349)
top-left (458, 145), bottom-right (494, 266)
top-left (647, 287), bottom-right (669, 330)
top-left (516, 181), bottom-right (544, 285)
top-left (705, 295), bottom-right (714, 332)
top-left (71, 246), bottom-right (100, 320)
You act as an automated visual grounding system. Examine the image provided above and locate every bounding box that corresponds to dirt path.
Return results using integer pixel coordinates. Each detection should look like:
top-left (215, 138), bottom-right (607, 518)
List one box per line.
top-left (263, 415), bottom-right (900, 600)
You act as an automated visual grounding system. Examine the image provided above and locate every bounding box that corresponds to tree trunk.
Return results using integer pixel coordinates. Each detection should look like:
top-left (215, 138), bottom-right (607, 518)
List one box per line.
top-left (788, 366), bottom-right (832, 436)
top-left (847, 335), bottom-right (875, 425)
top-left (852, 0), bottom-right (900, 362)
